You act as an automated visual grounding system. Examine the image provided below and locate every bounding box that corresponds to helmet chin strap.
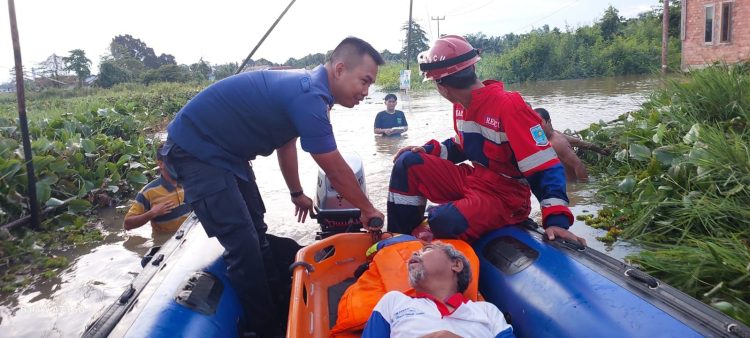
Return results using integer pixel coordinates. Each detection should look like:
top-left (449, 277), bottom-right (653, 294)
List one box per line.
top-left (419, 49), bottom-right (480, 72)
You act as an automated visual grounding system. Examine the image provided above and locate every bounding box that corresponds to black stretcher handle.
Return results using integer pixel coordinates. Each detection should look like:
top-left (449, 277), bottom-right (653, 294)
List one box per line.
top-left (368, 217), bottom-right (384, 229)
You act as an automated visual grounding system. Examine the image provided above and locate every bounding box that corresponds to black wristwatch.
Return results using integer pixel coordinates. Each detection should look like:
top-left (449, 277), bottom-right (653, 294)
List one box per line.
top-left (290, 190), bottom-right (304, 198)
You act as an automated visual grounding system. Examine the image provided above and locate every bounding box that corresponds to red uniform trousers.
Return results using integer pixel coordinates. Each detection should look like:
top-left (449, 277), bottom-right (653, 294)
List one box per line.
top-left (387, 151), bottom-right (532, 241)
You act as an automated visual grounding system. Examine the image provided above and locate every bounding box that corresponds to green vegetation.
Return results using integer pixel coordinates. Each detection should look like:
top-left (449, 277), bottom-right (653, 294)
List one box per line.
top-left (400, 21), bottom-right (430, 64)
top-left (376, 63), bottom-right (433, 92)
top-left (0, 82), bottom-right (200, 293)
top-left (97, 35), bottom-right (230, 87)
top-left (577, 63), bottom-right (750, 325)
top-left (474, 4), bottom-right (681, 82)
top-left (62, 49), bottom-right (92, 88)
top-left (374, 20), bottom-right (433, 92)
top-left (377, 3), bottom-right (680, 90)
top-left (0, 82), bottom-right (200, 120)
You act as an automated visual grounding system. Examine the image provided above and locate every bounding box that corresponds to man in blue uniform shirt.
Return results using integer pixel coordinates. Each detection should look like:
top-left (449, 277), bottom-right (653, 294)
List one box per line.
top-left (162, 37), bottom-right (386, 336)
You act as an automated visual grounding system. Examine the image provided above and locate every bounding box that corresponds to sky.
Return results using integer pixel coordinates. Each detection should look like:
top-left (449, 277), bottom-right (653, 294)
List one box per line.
top-left (0, 0), bottom-right (659, 81)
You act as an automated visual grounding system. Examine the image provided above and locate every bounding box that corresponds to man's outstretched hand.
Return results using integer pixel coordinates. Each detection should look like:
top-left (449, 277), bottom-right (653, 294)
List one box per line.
top-left (545, 226), bottom-right (587, 247)
top-left (393, 146), bottom-right (425, 163)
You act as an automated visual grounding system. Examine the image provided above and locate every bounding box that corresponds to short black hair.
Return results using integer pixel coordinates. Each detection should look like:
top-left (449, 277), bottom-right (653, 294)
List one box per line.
top-left (327, 37), bottom-right (385, 66)
top-left (534, 108), bottom-right (551, 122)
top-left (437, 65), bottom-right (477, 89)
top-left (384, 93), bottom-right (397, 101)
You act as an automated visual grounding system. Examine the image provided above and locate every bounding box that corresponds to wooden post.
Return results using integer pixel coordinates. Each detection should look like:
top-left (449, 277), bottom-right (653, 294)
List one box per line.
top-left (405, 0), bottom-right (413, 70)
top-left (7, 0), bottom-right (40, 229)
top-left (661, 0), bottom-right (669, 74)
top-left (431, 16), bottom-right (445, 38)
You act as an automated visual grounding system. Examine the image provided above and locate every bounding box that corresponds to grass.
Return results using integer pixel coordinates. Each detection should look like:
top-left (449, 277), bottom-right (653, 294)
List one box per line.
top-left (631, 236), bottom-right (750, 324)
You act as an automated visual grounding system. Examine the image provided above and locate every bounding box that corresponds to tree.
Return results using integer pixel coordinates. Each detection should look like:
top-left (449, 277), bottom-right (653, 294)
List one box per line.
top-left (189, 58), bottom-right (212, 81)
top-left (465, 32), bottom-right (490, 52)
top-left (63, 49), bottom-right (92, 87)
top-left (283, 53), bottom-right (326, 69)
top-left (8, 66), bottom-right (32, 82)
top-left (108, 34), bottom-right (176, 80)
top-left (142, 64), bottom-right (190, 85)
top-left (400, 21), bottom-right (430, 64)
top-left (380, 49), bottom-right (402, 62)
top-left (7, 67), bottom-right (34, 91)
top-left (111, 35), bottom-right (154, 67)
top-left (213, 62), bottom-right (238, 81)
top-left (35, 54), bottom-right (68, 86)
top-left (599, 6), bottom-right (623, 40)
top-left (157, 54), bottom-right (177, 66)
top-left (97, 60), bottom-right (131, 88)
top-left (254, 58), bottom-right (276, 66)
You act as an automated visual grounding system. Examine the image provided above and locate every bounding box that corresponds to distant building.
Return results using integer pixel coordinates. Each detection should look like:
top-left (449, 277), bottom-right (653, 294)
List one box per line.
top-left (681, 0), bottom-right (750, 70)
top-left (0, 82), bottom-right (13, 93)
top-left (84, 75), bottom-right (98, 86)
top-left (32, 75), bottom-right (77, 89)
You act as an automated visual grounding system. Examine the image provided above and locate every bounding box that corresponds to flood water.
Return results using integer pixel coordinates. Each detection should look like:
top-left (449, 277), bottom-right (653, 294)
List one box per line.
top-left (0, 74), bottom-right (660, 337)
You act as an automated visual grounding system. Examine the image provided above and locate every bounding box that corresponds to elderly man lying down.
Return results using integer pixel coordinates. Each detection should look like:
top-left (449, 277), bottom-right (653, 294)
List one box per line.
top-left (362, 242), bottom-right (515, 338)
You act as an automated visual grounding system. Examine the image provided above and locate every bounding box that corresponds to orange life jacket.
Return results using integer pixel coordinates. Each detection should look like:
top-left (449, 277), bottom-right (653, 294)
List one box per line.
top-left (329, 239), bottom-right (480, 337)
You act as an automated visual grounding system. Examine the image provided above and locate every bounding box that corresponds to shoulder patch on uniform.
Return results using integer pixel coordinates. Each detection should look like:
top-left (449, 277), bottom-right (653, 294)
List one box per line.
top-left (300, 76), bottom-right (311, 92)
top-left (530, 124), bottom-right (549, 146)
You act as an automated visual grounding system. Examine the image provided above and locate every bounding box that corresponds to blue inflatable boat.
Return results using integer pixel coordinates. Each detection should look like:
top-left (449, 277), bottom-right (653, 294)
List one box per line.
top-left (83, 155), bottom-right (750, 337)
top-left (82, 215), bottom-right (750, 338)
top-left (83, 215), bottom-right (245, 337)
top-left (473, 223), bottom-right (750, 337)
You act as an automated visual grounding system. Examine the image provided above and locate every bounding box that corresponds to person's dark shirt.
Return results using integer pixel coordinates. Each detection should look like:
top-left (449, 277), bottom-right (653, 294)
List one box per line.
top-left (166, 65), bottom-right (335, 182)
top-left (374, 110), bottom-right (408, 131)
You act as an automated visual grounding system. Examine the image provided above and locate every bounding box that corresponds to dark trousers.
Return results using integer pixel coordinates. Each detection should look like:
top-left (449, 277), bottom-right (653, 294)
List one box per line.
top-left (164, 143), bottom-right (280, 333)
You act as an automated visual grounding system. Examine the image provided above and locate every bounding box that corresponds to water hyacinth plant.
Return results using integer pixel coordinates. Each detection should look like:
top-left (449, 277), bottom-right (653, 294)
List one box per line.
top-left (0, 83), bottom-right (200, 292)
top-left (577, 63), bottom-right (750, 325)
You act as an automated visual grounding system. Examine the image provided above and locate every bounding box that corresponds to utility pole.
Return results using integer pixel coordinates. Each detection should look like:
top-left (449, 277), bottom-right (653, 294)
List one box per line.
top-left (7, 0), bottom-right (40, 229)
top-left (661, 0), bottom-right (669, 74)
top-left (431, 16), bottom-right (445, 38)
top-left (406, 0), bottom-right (414, 70)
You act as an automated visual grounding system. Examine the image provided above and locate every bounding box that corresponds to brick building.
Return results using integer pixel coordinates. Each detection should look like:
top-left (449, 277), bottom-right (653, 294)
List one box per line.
top-left (681, 0), bottom-right (750, 70)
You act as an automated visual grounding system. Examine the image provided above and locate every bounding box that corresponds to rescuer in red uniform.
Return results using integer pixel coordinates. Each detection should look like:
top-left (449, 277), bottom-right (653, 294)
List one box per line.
top-left (387, 35), bottom-right (585, 245)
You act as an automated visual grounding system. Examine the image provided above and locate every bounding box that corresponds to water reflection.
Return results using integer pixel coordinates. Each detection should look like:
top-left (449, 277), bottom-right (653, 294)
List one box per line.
top-left (374, 134), bottom-right (407, 154)
top-left (0, 75), bottom-right (658, 336)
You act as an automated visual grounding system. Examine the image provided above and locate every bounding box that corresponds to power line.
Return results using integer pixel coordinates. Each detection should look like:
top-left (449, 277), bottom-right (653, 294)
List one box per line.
top-left (423, 0), bottom-right (433, 38)
top-left (512, 0), bottom-right (581, 33)
top-left (449, 0), bottom-right (495, 17)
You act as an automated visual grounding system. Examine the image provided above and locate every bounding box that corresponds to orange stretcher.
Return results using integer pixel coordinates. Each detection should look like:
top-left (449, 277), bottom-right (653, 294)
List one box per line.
top-left (287, 233), bottom-right (480, 338)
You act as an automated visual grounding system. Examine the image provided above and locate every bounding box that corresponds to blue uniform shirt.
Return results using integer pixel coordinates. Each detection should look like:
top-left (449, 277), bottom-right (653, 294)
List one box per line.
top-left (166, 65), bottom-right (336, 181)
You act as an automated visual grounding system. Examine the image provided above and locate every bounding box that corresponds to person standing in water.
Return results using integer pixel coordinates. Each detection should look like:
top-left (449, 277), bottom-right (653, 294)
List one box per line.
top-left (374, 93), bottom-right (408, 136)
